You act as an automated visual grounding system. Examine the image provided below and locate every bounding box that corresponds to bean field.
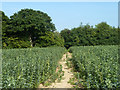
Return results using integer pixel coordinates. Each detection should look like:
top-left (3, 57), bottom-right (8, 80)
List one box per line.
top-left (2, 47), bottom-right (66, 88)
top-left (2, 45), bottom-right (120, 89)
top-left (69, 45), bottom-right (120, 88)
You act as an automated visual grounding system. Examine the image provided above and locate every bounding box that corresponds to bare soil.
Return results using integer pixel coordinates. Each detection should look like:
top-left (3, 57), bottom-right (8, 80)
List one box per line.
top-left (38, 52), bottom-right (74, 88)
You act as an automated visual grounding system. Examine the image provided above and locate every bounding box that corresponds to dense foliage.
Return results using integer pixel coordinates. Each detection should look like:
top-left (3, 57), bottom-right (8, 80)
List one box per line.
top-left (69, 45), bottom-right (120, 88)
top-left (1, 9), bottom-right (64, 48)
top-left (0, 11), bottom-right (2, 48)
top-left (61, 23), bottom-right (119, 49)
top-left (1, 9), bottom-right (119, 49)
top-left (2, 47), bottom-right (66, 88)
top-left (0, 11), bottom-right (2, 88)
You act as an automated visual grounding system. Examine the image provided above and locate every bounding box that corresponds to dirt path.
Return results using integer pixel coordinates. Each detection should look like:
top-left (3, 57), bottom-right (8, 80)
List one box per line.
top-left (38, 52), bottom-right (73, 88)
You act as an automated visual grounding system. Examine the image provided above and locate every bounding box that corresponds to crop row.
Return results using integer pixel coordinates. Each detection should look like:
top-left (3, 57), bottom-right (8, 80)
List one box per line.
top-left (2, 47), bottom-right (66, 88)
top-left (69, 45), bottom-right (120, 88)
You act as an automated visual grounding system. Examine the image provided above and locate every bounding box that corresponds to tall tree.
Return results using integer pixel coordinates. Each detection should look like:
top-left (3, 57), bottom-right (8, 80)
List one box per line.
top-left (1, 11), bottom-right (10, 48)
top-left (8, 9), bottom-right (56, 47)
top-left (0, 11), bottom-right (2, 48)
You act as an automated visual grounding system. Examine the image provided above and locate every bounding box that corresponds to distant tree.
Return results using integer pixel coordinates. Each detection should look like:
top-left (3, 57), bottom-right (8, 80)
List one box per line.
top-left (95, 22), bottom-right (118, 45)
top-left (71, 24), bottom-right (93, 46)
top-left (108, 27), bottom-right (118, 45)
top-left (54, 31), bottom-right (64, 47)
top-left (60, 29), bottom-right (72, 48)
top-left (61, 22), bottom-right (118, 48)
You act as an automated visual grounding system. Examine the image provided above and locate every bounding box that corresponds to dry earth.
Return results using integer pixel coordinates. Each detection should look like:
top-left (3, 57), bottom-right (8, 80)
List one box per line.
top-left (38, 52), bottom-right (74, 88)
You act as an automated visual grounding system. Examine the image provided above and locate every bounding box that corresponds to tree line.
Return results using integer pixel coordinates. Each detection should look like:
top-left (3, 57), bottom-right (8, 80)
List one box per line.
top-left (1, 9), bottom-right (119, 49)
top-left (61, 23), bottom-right (119, 49)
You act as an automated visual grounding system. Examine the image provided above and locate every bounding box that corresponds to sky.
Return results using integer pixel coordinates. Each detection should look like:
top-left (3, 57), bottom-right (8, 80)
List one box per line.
top-left (118, 2), bottom-right (120, 27)
top-left (1, 2), bottom-right (118, 32)
top-left (1, 0), bottom-right (119, 2)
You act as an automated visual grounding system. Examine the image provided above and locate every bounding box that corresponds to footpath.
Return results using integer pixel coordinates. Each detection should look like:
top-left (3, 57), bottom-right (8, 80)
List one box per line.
top-left (38, 52), bottom-right (73, 88)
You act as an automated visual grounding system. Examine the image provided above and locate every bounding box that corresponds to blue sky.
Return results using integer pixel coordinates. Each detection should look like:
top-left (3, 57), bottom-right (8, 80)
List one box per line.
top-left (2, 2), bottom-right (118, 32)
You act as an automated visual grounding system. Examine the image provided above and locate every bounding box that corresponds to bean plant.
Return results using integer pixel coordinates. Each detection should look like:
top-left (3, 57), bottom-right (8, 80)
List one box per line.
top-left (69, 45), bottom-right (120, 89)
top-left (2, 47), bottom-right (66, 88)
